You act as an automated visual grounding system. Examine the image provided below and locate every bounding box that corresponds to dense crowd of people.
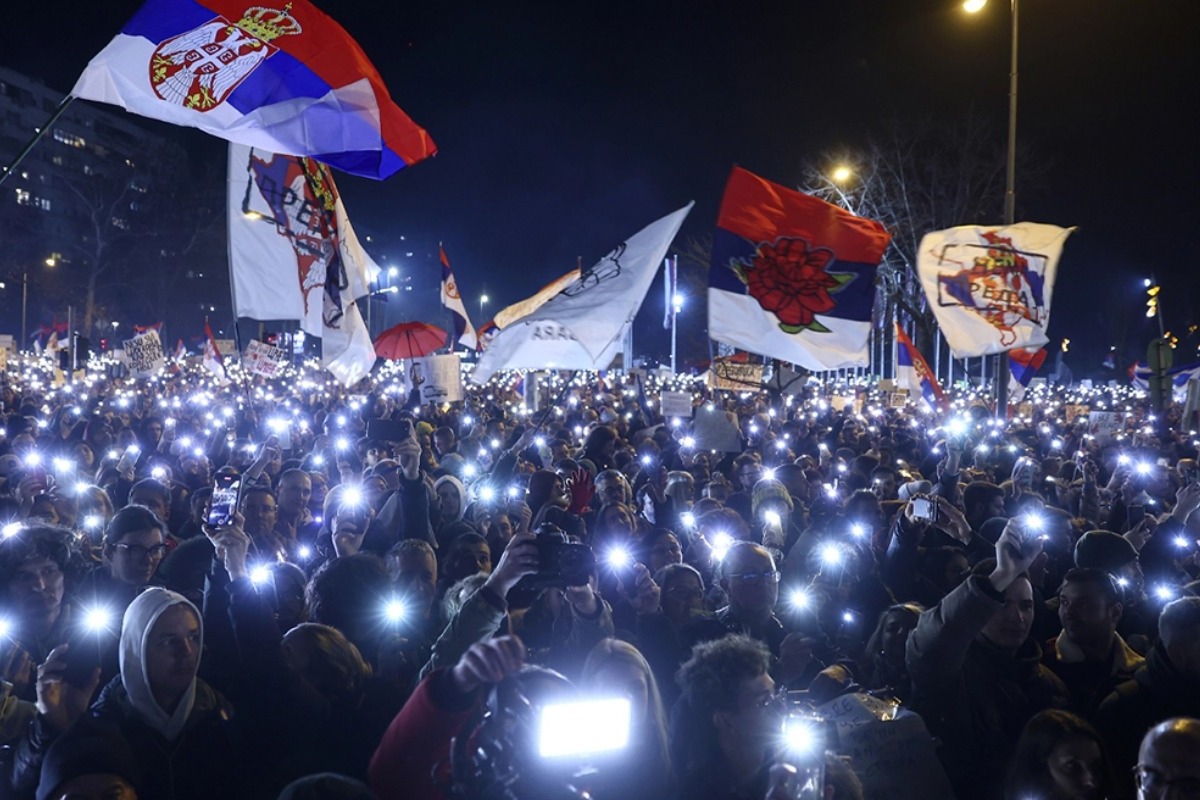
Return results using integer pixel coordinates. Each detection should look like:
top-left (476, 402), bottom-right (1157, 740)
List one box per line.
top-left (1, 357), bottom-right (1199, 800)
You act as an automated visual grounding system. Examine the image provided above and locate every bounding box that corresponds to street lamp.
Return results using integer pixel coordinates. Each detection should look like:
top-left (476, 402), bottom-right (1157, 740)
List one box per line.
top-left (480, 294), bottom-right (489, 320)
top-left (965, 0), bottom-right (1020, 413)
top-left (830, 165), bottom-right (853, 184)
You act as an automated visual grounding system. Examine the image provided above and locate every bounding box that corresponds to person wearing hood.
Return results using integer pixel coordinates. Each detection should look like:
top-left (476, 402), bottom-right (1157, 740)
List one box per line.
top-left (905, 520), bottom-right (1069, 800)
top-left (433, 475), bottom-right (474, 550)
top-left (10, 588), bottom-right (243, 799)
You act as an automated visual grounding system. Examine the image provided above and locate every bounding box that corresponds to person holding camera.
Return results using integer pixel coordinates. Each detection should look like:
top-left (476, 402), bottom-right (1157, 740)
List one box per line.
top-left (905, 518), bottom-right (1069, 800)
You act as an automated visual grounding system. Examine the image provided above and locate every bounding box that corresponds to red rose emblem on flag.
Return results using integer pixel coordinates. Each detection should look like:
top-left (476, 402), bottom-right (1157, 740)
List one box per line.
top-left (736, 237), bottom-right (854, 334)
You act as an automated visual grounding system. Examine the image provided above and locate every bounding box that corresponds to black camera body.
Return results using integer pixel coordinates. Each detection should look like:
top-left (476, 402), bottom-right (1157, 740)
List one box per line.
top-left (524, 523), bottom-right (595, 590)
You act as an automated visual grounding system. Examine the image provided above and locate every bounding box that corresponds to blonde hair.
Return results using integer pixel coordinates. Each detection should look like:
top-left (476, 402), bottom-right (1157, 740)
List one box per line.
top-left (582, 638), bottom-right (671, 783)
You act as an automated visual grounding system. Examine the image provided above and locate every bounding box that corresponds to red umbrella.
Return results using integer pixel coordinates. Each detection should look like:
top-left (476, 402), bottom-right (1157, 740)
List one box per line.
top-left (374, 321), bottom-right (446, 360)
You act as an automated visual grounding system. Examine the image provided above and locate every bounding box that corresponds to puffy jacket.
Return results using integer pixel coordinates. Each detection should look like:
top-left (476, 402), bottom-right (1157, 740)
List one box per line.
top-left (906, 575), bottom-right (1069, 800)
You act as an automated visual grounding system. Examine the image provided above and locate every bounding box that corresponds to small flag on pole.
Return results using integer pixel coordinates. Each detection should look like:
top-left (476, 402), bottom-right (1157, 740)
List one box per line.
top-left (895, 323), bottom-right (945, 406)
top-left (440, 246), bottom-right (478, 350)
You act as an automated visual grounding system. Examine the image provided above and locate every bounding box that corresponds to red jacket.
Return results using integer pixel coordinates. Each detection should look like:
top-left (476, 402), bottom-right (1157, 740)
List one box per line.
top-left (368, 669), bottom-right (480, 800)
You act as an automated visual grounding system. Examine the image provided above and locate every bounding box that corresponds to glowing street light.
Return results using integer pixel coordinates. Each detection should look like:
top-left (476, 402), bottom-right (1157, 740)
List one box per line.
top-left (831, 165), bottom-right (853, 183)
top-left (962, 0), bottom-right (986, 11)
top-left (480, 293), bottom-right (490, 319)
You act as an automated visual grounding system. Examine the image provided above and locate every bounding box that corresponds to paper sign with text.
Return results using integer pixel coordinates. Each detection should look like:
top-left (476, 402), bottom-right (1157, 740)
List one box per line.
top-left (243, 340), bottom-right (287, 378)
top-left (124, 330), bottom-right (165, 378)
top-left (660, 391), bottom-right (693, 418)
top-left (415, 354), bottom-right (463, 404)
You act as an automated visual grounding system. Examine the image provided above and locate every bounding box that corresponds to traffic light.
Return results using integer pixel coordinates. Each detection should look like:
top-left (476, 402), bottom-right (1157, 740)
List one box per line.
top-left (1146, 284), bottom-right (1160, 318)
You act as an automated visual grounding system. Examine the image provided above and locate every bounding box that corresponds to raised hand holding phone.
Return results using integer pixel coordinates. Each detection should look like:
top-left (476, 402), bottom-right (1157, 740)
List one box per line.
top-left (991, 517), bottom-right (1045, 593)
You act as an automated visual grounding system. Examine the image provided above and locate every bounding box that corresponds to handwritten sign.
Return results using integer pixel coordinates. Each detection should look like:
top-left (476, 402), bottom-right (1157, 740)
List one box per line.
top-left (710, 361), bottom-right (763, 391)
top-left (243, 340), bottom-right (287, 378)
top-left (1087, 410), bottom-right (1126, 445)
top-left (692, 405), bottom-right (743, 452)
top-left (815, 693), bottom-right (954, 800)
top-left (123, 330), bottom-right (165, 378)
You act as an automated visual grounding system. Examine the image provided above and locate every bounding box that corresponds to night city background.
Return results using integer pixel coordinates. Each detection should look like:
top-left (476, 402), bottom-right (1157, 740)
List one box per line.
top-left (1, 0), bottom-right (1197, 378)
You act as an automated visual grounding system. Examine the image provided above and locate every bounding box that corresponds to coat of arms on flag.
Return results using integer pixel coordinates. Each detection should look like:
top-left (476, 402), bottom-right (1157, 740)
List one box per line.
top-left (917, 223), bottom-right (1073, 357)
top-left (149, 5), bottom-right (301, 111)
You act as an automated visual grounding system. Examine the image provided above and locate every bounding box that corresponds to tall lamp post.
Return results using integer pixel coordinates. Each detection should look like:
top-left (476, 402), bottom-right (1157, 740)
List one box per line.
top-left (964, 0), bottom-right (1019, 413)
top-left (18, 256), bottom-right (57, 348)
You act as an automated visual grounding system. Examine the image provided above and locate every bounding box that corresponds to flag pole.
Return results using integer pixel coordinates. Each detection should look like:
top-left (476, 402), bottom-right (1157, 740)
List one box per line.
top-left (0, 95), bottom-right (75, 189)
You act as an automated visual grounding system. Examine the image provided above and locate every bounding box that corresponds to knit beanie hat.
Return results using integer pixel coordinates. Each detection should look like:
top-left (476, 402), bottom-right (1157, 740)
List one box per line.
top-left (1074, 530), bottom-right (1139, 572)
top-left (752, 478), bottom-right (793, 518)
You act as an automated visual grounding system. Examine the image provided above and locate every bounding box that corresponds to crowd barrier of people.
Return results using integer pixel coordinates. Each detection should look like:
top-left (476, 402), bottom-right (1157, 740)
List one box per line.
top-left (0, 355), bottom-right (1198, 800)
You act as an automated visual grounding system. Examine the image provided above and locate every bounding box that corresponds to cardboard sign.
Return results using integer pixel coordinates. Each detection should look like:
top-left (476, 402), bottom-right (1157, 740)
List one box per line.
top-left (414, 353), bottom-right (463, 404)
top-left (243, 340), bottom-right (287, 378)
top-left (710, 361), bottom-right (763, 391)
top-left (660, 390), bottom-right (693, 419)
top-left (1087, 410), bottom-right (1126, 444)
top-left (123, 330), bottom-right (165, 378)
top-left (830, 395), bottom-right (851, 412)
top-left (1064, 404), bottom-right (1090, 425)
top-left (815, 693), bottom-right (954, 800)
top-left (692, 405), bottom-right (743, 452)
top-left (889, 391), bottom-right (909, 408)
top-left (212, 339), bottom-right (237, 358)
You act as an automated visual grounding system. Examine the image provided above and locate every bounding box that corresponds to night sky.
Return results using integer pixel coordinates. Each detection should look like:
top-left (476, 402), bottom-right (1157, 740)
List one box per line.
top-left (7, 0), bottom-right (1199, 371)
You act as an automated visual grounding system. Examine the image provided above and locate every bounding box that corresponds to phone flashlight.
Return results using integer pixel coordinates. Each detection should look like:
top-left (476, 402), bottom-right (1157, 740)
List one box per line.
top-left (1154, 584), bottom-right (1176, 602)
top-left (83, 515), bottom-right (102, 530)
top-left (249, 565), bottom-right (272, 586)
top-left (341, 486), bottom-right (364, 508)
top-left (2, 522), bottom-right (22, 539)
top-left (82, 606), bottom-right (113, 633)
top-left (24, 452), bottom-right (42, 467)
top-left (849, 523), bottom-right (867, 539)
top-left (818, 543), bottom-right (844, 568)
top-left (1174, 536), bottom-right (1191, 549)
top-left (478, 486), bottom-right (496, 502)
top-left (0, 617), bottom-right (11, 639)
top-left (537, 698), bottom-right (631, 759)
top-left (790, 588), bottom-right (811, 610)
top-left (384, 598), bottom-right (406, 624)
top-left (335, 438), bottom-right (349, 452)
top-left (507, 486), bottom-right (520, 499)
top-left (711, 532), bottom-right (734, 561)
top-left (151, 466), bottom-right (166, 480)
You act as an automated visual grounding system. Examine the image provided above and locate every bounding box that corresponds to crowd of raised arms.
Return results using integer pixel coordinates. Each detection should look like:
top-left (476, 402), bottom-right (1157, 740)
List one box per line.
top-left (0, 359), bottom-right (1198, 800)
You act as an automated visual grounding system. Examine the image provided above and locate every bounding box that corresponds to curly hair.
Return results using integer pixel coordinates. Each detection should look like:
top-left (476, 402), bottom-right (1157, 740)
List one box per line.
top-left (0, 524), bottom-right (82, 596)
top-left (675, 633), bottom-right (770, 717)
top-left (282, 622), bottom-right (372, 703)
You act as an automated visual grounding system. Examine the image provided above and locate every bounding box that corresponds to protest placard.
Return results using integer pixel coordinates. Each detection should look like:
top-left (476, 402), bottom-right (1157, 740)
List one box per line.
top-left (660, 390), bottom-right (693, 418)
top-left (815, 693), bottom-right (954, 800)
top-left (243, 340), bottom-right (287, 378)
top-left (710, 360), bottom-right (763, 391)
top-left (415, 353), bottom-right (463, 404)
top-left (212, 339), bottom-right (237, 358)
top-left (1087, 410), bottom-right (1126, 445)
top-left (1063, 404), bottom-right (1090, 425)
top-left (123, 330), bottom-right (165, 378)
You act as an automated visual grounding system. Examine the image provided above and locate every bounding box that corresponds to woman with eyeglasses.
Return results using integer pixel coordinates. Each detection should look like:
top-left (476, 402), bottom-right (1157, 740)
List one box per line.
top-left (78, 505), bottom-right (168, 616)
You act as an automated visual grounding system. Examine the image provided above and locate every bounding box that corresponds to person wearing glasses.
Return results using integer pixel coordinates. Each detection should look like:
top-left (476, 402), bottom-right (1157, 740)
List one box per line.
top-left (1132, 718), bottom-right (1200, 800)
top-left (684, 542), bottom-right (822, 689)
top-left (1096, 598), bottom-right (1200, 798)
top-left (78, 505), bottom-right (168, 615)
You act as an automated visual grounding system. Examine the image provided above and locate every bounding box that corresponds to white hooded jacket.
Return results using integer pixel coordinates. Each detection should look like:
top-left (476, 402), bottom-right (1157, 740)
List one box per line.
top-left (119, 587), bottom-right (203, 742)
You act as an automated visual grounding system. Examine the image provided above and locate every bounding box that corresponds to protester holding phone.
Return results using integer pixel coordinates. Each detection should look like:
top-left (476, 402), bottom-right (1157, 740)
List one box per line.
top-left (906, 520), bottom-right (1069, 800)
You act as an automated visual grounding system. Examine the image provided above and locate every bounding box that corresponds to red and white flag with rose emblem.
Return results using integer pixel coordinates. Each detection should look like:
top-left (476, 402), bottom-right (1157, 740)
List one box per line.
top-left (707, 167), bottom-right (890, 370)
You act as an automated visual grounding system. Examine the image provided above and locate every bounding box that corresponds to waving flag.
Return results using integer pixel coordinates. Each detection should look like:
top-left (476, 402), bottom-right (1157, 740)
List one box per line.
top-left (895, 324), bottom-right (945, 406)
top-left (203, 319), bottom-right (229, 384)
top-left (473, 203), bottom-right (693, 383)
top-left (1007, 346), bottom-right (1046, 402)
top-left (439, 246), bottom-right (478, 350)
top-left (492, 268), bottom-right (582, 330)
top-left (228, 143), bottom-right (378, 385)
top-left (708, 167), bottom-right (891, 370)
top-left (72, 0), bottom-right (435, 179)
top-left (918, 224), bottom-right (1073, 357)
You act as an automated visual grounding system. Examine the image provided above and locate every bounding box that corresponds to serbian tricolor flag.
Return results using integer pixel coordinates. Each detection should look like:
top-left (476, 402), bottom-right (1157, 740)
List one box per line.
top-left (440, 246), bottom-right (478, 350)
top-left (71, 0), bottom-right (435, 180)
top-left (708, 167), bottom-right (890, 370)
top-left (895, 324), bottom-right (945, 406)
top-left (202, 319), bottom-right (229, 384)
top-left (1008, 345), bottom-right (1047, 401)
